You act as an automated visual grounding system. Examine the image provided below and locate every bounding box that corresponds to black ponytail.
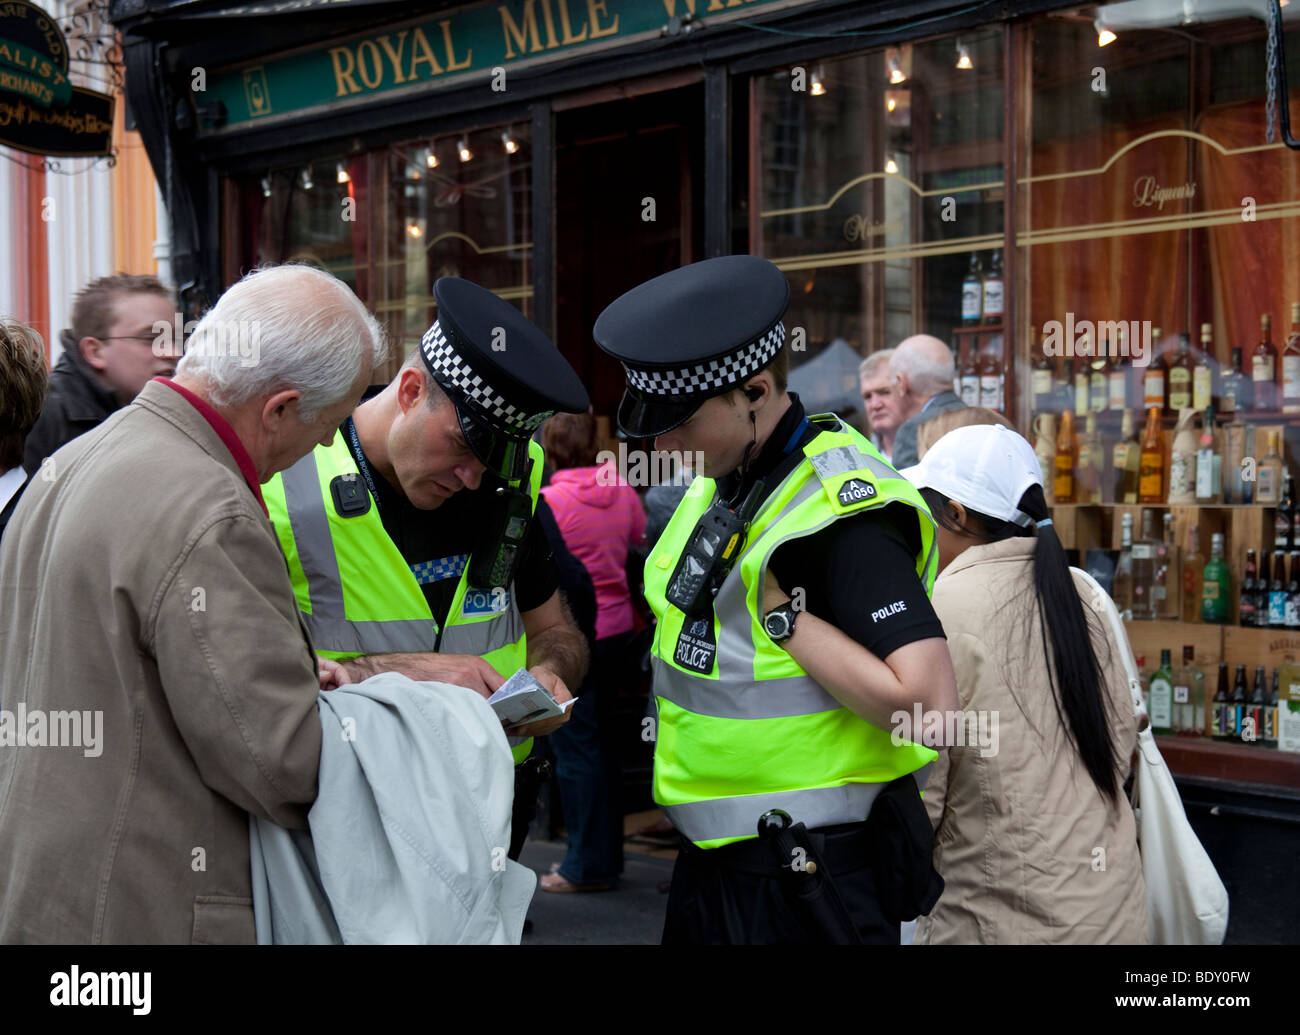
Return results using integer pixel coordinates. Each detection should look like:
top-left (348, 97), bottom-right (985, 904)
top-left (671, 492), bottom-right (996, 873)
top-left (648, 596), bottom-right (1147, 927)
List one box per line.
top-left (921, 483), bottom-right (1119, 803)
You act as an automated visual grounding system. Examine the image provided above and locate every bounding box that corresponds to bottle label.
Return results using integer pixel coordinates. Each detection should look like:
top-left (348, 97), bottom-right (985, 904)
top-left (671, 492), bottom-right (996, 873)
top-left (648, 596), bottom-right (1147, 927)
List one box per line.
top-left (1109, 372), bottom-right (1126, 410)
top-left (1150, 678), bottom-right (1172, 727)
top-left (1169, 368), bottom-right (1190, 410)
top-left (979, 375), bottom-right (1000, 409)
top-left (1270, 591), bottom-right (1287, 625)
top-left (1170, 452), bottom-right (1192, 497)
top-left (1253, 354), bottom-right (1275, 383)
top-left (961, 283), bottom-right (981, 320)
top-left (1075, 380), bottom-right (1088, 412)
top-left (1203, 581), bottom-right (1219, 600)
top-left (1174, 685), bottom-right (1189, 704)
top-left (1131, 544), bottom-right (1153, 560)
top-left (1196, 448), bottom-right (1215, 498)
top-left (1032, 369), bottom-right (1052, 399)
top-left (1287, 594), bottom-right (1299, 627)
top-left (1258, 468), bottom-right (1276, 502)
top-left (961, 376), bottom-right (980, 407)
top-left (1285, 355), bottom-right (1300, 404)
top-left (982, 280), bottom-right (1003, 319)
top-left (1193, 367), bottom-right (1212, 410)
top-left (1222, 382), bottom-right (1237, 413)
top-left (1144, 371), bottom-right (1165, 408)
top-left (1139, 458), bottom-right (1163, 499)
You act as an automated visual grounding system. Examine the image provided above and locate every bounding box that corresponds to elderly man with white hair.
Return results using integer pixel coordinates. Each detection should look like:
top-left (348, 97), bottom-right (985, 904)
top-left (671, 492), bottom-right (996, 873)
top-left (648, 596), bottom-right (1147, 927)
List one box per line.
top-left (0, 265), bottom-right (386, 944)
top-left (859, 348), bottom-right (904, 463)
top-left (888, 334), bottom-right (966, 470)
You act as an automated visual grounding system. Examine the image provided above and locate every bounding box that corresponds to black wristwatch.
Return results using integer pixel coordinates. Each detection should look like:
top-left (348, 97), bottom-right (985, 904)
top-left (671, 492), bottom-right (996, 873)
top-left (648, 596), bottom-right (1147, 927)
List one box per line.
top-left (764, 603), bottom-right (799, 644)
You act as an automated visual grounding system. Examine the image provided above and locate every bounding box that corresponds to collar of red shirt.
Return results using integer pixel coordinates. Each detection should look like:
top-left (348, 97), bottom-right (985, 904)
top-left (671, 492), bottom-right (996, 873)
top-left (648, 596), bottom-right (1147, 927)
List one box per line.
top-left (155, 377), bottom-right (267, 516)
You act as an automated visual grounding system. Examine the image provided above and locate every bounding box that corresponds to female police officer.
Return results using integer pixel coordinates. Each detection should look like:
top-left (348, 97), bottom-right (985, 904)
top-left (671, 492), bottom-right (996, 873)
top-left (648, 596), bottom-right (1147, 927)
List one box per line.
top-left (593, 255), bottom-right (961, 944)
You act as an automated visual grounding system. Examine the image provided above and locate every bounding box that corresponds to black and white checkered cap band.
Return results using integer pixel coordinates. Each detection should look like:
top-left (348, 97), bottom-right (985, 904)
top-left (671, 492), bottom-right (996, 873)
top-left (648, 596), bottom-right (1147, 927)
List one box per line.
top-left (420, 320), bottom-right (552, 435)
top-left (624, 322), bottom-right (786, 398)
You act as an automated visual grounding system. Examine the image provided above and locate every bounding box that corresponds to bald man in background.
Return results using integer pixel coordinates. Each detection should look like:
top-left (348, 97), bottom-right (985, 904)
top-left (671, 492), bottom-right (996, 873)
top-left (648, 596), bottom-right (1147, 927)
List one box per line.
top-left (888, 334), bottom-right (966, 470)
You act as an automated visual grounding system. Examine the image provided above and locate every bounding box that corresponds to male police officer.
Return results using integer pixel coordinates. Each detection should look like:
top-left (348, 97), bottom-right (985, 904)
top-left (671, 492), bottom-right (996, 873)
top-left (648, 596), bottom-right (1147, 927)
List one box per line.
top-left (594, 255), bottom-right (961, 944)
top-left (265, 277), bottom-right (590, 857)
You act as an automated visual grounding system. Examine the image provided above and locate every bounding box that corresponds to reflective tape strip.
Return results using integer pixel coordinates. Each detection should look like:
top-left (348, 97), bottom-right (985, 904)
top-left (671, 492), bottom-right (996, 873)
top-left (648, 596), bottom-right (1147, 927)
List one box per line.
top-left (302, 613), bottom-right (437, 655)
top-left (439, 602), bottom-right (524, 658)
top-left (654, 667), bottom-right (840, 719)
top-left (662, 782), bottom-right (888, 846)
top-left (281, 451), bottom-right (345, 621)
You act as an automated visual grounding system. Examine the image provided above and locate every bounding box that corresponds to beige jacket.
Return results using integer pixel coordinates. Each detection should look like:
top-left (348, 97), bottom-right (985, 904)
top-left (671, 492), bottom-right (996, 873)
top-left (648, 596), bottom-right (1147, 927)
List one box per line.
top-left (915, 537), bottom-right (1148, 944)
top-left (0, 380), bottom-right (322, 943)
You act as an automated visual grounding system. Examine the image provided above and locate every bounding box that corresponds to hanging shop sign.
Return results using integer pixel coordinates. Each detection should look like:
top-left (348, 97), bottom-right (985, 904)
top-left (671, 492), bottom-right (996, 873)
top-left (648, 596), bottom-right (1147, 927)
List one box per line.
top-left (0, 0), bottom-right (113, 156)
top-left (202, 0), bottom-right (804, 132)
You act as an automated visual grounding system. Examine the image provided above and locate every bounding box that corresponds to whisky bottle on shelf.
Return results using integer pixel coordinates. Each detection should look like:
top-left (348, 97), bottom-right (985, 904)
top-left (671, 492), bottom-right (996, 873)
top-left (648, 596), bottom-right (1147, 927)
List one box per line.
top-left (1054, 409), bottom-right (1077, 504)
top-left (1112, 408), bottom-right (1141, 505)
top-left (1276, 471), bottom-right (1296, 552)
top-left (1289, 551), bottom-right (1300, 630)
top-left (1138, 406), bottom-right (1166, 504)
top-left (960, 346), bottom-right (980, 407)
top-left (1269, 548), bottom-right (1289, 628)
top-left (1230, 663), bottom-right (1248, 738)
top-left (961, 253), bottom-right (982, 327)
top-left (1240, 548), bottom-right (1260, 627)
top-left (1221, 346), bottom-right (1252, 416)
top-left (1090, 350), bottom-right (1110, 413)
top-left (1182, 525), bottom-right (1203, 623)
top-left (1256, 430), bottom-right (1284, 506)
top-left (1076, 412), bottom-right (1102, 504)
top-left (1201, 532), bottom-right (1230, 624)
top-left (978, 342), bottom-right (1003, 411)
top-left (1284, 303), bottom-right (1300, 413)
top-left (982, 250), bottom-right (1003, 326)
top-left (1113, 512), bottom-right (1135, 620)
top-left (1054, 358), bottom-right (1074, 413)
top-left (1144, 330), bottom-right (1166, 413)
top-left (1193, 324), bottom-right (1215, 412)
top-left (1247, 665), bottom-right (1268, 743)
top-left (1031, 332), bottom-right (1054, 413)
top-left (1131, 509), bottom-right (1160, 620)
top-left (1167, 332), bottom-right (1193, 413)
top-left (1173, 645), bottom-right (1203, 736)
top-left (1253, 314), bottom-right (1278, 412)
top-left (1073, 354), bottom-right (1090, 414)
top-left (1264, 669), bottom-right (1279, 747)
top-left (1194, 406), bottom-right (1222, 504)
top-left (1109, 330), bottom-right (1130, 411)
top-left (1149, 649), bottom-right (1174, 735)
top-left (1154, 512), bottom-right (1180, 620)
top-left (1210, 662), bottom-right (1230, 738)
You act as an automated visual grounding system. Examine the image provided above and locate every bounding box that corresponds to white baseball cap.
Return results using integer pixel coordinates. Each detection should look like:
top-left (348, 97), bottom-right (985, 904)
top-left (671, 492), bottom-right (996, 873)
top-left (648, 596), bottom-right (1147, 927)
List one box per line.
top-left (899, 423), bottom-right (1042, 527)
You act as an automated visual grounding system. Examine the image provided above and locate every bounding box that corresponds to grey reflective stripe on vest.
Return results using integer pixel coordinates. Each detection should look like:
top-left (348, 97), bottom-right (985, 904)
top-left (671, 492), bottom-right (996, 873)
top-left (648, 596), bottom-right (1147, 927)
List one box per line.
top-left (662, 783), bottom-right (887, 845)
top-left (438, 595), bottom-right (524, 658)
top-left (280, 451), bottom-right (436, 655)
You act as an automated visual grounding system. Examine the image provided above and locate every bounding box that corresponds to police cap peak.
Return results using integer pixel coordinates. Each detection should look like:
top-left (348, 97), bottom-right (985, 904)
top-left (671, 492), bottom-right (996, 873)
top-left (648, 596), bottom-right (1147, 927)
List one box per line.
top-left (593, 255), bottom-right (790, 437)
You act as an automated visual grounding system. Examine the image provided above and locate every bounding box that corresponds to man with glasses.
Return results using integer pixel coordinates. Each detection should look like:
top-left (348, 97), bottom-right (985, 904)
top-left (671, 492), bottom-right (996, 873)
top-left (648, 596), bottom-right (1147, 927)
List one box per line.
top-left (23, 274), bottom-right (179, 476)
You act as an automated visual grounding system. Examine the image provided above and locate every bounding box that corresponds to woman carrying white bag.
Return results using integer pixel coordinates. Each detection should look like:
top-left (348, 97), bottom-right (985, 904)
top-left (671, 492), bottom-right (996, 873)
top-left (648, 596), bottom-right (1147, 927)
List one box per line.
top-left (901, 423), bottom-right (1226, 944)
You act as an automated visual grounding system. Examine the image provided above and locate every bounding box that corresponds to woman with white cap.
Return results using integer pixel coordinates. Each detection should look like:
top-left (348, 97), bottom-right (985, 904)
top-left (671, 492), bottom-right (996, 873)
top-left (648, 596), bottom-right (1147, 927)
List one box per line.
top-left (900, 423), bottom-right (1147, 943)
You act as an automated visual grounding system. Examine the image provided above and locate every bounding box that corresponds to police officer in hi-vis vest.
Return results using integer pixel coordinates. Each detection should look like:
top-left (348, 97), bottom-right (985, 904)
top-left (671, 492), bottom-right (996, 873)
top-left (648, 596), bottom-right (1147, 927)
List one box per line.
top-left (594, 255), bottom-right (961, 944)
top-left (264, 277), bottom-right (590, 858)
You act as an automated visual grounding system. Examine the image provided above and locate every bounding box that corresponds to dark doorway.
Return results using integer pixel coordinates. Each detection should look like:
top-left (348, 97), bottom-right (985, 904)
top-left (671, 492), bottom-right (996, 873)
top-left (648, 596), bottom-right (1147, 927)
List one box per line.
top-left (554, 82), bottom-right (706, 426)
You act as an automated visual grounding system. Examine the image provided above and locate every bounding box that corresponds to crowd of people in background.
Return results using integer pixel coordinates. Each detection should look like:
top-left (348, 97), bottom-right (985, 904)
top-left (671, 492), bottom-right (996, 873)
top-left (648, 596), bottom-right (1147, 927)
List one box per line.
top-left (0, 266), bottom-right (1147, 944)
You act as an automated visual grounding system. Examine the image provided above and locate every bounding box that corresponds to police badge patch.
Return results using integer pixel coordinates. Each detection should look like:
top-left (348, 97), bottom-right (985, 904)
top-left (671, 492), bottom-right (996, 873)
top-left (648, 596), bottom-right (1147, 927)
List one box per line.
top-left (837, 478), bottom-right (877, 506)
top-left (674, 616), bottom-right (717, 674)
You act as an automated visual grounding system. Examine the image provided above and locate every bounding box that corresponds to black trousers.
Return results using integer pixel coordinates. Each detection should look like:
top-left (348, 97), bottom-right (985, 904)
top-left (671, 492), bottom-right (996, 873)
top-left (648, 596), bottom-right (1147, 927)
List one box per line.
top-left (661, 822), bottom-right (900, 945)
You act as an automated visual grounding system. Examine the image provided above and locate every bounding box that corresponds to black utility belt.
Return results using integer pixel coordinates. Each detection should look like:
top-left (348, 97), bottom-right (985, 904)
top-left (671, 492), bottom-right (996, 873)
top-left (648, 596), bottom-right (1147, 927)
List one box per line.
top-left (682, 820), bottom-right (873, 878)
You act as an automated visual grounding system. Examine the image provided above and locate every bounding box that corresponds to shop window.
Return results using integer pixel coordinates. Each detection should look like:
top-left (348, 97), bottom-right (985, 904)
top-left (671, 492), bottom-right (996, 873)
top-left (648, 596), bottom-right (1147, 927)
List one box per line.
top-left (751, 28), bottom-right (1006, 427)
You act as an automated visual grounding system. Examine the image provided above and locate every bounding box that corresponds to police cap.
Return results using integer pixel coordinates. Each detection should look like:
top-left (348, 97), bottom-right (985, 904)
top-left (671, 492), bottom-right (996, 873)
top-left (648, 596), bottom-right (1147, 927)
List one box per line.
top-left (419, 277), bottom-right (588, 480)
top-left (593, 255), bottom-right (790, 438)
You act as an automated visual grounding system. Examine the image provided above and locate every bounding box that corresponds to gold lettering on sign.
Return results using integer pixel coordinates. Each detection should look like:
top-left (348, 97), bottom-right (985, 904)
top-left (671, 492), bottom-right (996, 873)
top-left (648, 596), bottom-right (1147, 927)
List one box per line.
top-left (329, 46), bottom-right (360, 96)
top-left (440, 20), bottom-right (472, 70)
top-left (1132, 174), bottom-right (1196, 211)
top-left (409, 26), bottom-right (445, 79)
top-left (501, 1), bottom-right (543, 58)
top-left (538, 0), bottom-right (560, 48)
top-left (355, 40), bottom-right (383, 90)
top-left (557, 0), bottom-right (588, 44)
top-left (377, 32), bottom-right (410, 85)
top-left (587, 0), bottom-right (619, 37)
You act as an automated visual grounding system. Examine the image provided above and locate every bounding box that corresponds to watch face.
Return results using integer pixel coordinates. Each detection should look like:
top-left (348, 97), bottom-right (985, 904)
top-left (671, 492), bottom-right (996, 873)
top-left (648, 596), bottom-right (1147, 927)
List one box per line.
top-left (766, 611), bottom-right (790, 639)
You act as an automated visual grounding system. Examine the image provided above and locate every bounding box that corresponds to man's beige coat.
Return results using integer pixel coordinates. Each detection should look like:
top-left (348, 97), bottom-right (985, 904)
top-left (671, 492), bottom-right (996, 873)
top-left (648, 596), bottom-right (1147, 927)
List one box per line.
top-left (0, 380), bottom-right (321, 943)
top-left (916, 537), bottom-right (1148, 944)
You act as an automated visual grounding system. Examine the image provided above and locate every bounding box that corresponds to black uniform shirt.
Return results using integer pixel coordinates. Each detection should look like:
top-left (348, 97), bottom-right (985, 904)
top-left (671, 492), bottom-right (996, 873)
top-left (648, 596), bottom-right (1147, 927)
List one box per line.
top-left (715, 394), bottom-right (945, 660)
top-left (343, 431), bottom-right (558, 633)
